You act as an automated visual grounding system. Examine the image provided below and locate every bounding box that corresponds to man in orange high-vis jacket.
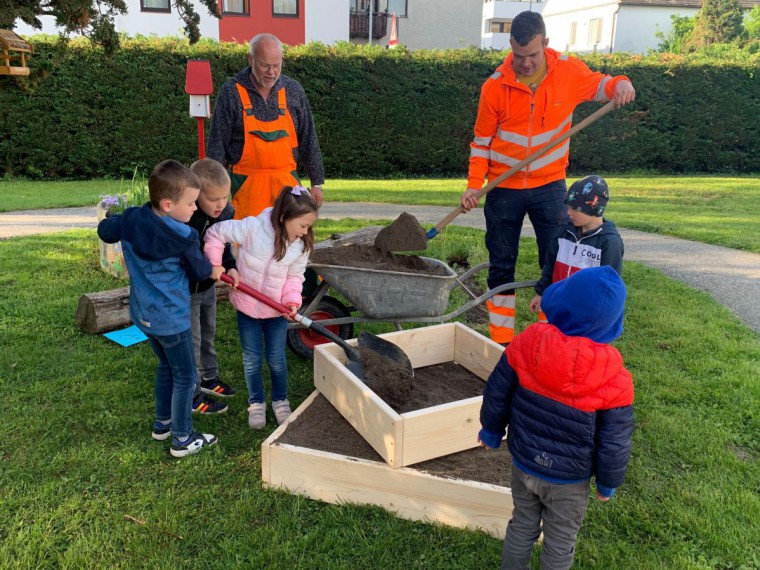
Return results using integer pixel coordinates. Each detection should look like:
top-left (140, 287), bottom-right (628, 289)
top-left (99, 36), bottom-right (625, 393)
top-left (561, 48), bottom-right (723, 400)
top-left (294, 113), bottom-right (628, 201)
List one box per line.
top-left (461, 11), bottom-right (635, 345)
top-left (207, 33), bottom-right (324, 220)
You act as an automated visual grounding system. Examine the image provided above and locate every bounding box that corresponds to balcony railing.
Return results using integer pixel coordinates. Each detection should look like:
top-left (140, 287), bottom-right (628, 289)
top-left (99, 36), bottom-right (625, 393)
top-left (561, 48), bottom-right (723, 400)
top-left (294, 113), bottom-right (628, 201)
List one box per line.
top-left (350, 11), bottom-right (389, 39)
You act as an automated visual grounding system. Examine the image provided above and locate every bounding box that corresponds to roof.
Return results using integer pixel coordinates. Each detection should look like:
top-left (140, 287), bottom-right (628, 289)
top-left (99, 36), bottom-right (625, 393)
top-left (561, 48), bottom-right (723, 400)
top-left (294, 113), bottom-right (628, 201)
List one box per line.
top-left (0, 29), bottom-right (33, 52)
top-left (620, 0), bottom-right (759, 7)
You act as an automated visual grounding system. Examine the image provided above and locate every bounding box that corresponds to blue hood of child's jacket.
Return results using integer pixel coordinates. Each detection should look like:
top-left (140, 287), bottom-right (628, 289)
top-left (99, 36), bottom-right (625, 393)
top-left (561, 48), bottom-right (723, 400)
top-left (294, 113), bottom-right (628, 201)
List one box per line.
top-left (541, 266), bottom-right (626, 344)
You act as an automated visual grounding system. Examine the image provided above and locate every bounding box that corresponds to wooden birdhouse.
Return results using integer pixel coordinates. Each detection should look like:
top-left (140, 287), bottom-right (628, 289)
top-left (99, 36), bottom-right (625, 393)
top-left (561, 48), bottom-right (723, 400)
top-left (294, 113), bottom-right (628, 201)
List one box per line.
top-left (0, 30), bottom-right (33, 76)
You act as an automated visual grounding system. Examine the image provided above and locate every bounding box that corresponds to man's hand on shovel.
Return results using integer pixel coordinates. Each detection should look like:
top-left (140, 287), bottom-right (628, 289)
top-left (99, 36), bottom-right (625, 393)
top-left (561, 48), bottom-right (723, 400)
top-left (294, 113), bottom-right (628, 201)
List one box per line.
top-left (461, 187), bottom-right (480, 212)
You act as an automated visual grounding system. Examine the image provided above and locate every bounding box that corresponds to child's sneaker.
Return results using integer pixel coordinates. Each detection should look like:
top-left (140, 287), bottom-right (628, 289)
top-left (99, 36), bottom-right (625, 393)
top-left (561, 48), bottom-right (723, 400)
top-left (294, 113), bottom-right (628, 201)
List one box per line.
top-left (151, 420), bottom-right (172, 441)
top-left (248, 402), bottom-right (266, 429)
top-left (192, 393), bottom-right (228, 415)
top-left (272, 399), bottom-right (292, 425)
top-left (170, 432), bottom-right (218, 458)
top-left (200, 376), bottom-right (237, 398)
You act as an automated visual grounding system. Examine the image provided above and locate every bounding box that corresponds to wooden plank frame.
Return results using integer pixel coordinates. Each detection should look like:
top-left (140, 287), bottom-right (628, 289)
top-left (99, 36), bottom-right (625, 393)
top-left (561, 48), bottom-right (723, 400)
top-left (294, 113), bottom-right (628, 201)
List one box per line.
top-left (313, 323), bottom-right (504, 468)
top-left (262, 391), bottom-right (513, 539)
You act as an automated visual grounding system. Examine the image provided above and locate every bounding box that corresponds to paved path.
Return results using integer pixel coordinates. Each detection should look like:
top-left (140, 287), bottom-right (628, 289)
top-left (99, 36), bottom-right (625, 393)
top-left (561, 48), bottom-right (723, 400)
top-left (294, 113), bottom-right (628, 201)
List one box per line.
top-left (2, 203), bottom-right (759, 334)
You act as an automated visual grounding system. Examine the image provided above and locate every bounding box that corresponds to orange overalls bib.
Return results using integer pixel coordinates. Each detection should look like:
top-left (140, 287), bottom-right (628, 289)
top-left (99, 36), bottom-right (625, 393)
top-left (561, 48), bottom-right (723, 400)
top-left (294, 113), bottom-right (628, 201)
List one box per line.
top-left (230, 83), bottom-right (300, 220)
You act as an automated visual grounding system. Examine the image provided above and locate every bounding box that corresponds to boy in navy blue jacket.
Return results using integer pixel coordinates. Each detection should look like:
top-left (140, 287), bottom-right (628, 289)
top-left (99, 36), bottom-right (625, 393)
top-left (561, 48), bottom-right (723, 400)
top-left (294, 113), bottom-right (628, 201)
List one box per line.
top-left (529, 175), bottom-right (624, 317)
top-left (98, 160), bottom-right (224, 458)
top-left (479, 266), bottom-right (634, 570)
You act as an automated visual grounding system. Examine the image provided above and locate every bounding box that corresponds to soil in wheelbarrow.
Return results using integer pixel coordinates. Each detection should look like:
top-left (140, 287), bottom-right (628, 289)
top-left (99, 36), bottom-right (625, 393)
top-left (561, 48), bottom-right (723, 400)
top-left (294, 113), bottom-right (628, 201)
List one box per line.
top-left (278, 392), bottom-right (512, 486)
top-left (309, 244), bottom-right (449, 276)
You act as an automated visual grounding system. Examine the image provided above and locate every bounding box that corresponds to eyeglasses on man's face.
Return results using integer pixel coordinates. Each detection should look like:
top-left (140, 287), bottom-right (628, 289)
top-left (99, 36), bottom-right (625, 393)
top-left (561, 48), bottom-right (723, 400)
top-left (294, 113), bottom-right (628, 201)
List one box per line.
top-left (254, 60), bottom-right (282, 72)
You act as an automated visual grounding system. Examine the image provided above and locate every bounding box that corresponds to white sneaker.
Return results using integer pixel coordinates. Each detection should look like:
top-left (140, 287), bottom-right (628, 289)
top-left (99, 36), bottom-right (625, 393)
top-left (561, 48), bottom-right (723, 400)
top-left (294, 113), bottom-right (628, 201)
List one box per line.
top-left (272, 399), bottom-right (292, 425)
top-left (248, 402), bottom-right (266, 429)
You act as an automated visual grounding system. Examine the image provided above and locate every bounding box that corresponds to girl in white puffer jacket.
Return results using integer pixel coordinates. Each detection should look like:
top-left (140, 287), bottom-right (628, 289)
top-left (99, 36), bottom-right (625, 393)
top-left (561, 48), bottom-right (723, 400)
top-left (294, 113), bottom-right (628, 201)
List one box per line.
top-left (204, 185), bottom-right (318, 429)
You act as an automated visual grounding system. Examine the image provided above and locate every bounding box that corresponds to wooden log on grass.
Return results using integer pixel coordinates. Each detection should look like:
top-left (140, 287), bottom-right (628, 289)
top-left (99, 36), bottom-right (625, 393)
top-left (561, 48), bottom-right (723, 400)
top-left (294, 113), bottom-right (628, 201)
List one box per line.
top-left (76, 283), bottom-right (230, 334)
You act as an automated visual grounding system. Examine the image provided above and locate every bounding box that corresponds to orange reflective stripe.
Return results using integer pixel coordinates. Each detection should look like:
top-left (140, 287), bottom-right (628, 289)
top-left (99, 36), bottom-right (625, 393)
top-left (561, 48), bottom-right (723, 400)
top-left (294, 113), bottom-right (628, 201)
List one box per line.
top-left (231, 83), bottom-right (299, 219)
top-left (488, 323), bottom-right (514, 344)
top-left (537, 310), bottom-right (547, 323)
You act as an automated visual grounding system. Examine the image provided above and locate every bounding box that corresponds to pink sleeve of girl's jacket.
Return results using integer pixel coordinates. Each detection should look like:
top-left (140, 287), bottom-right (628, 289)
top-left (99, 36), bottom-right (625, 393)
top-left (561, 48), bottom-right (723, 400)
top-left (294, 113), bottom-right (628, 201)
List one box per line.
top-left (280, 250), bottom-right (309, 308)
top-left (204, 219), bottom-right (247, 266)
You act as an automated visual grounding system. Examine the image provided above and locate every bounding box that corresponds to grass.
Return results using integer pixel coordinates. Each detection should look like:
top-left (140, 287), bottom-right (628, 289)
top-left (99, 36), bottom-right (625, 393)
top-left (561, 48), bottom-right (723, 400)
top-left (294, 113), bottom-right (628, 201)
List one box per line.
top-left (1, 220), bottom-right (760, 568)
top-left (3, 175), bottom-right (760, 253)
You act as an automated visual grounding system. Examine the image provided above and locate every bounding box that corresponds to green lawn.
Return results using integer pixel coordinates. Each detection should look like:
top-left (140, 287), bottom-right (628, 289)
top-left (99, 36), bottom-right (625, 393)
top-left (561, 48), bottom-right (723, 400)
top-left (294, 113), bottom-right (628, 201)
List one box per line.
top-left (3, 175), bottom-right (760, 252)
top-left (1, 221), bottom-right (759, 568)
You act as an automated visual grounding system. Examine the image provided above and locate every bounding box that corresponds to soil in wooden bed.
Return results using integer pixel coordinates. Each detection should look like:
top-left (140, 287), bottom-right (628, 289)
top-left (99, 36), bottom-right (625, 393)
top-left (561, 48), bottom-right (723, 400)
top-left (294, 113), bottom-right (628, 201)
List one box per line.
top-left (361, 361), bottom-right (486, 414)
top-left (309, 244), bottom-right (449, 276)
top-left (277, 393), bottom-right (512, 486)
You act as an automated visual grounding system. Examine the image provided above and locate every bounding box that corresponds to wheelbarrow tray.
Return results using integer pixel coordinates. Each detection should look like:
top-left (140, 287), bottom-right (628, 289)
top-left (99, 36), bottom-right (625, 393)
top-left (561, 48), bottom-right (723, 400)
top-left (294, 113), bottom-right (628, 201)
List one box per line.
top-left (308, 257), bottom-right (457, 319)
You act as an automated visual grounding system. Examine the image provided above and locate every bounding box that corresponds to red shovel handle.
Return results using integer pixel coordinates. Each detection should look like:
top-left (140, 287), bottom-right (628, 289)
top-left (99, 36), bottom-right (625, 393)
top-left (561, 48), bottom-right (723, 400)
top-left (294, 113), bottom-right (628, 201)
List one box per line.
top-left (220, 273), bottom-right (290, 314)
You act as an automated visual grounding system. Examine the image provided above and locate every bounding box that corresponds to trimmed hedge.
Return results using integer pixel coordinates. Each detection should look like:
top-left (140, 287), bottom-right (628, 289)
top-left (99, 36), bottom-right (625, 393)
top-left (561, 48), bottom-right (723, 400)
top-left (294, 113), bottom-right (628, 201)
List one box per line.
top-left (1, 38), bottom-right (758, 179)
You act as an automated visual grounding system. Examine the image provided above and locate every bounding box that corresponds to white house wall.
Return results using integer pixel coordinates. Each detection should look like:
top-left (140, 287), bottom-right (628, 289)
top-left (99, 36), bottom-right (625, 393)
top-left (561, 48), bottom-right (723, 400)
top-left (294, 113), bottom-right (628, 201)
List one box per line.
top-left (116, 0), bottom-right (219, 40)
top-left (542, 1), bottom-right (619, 54)
top-left (614, 5), bottom-right (698, 53)
top-left (13, 0), bottom-right (220, 40)
top-left (306, 0), bottom-right (349, 44)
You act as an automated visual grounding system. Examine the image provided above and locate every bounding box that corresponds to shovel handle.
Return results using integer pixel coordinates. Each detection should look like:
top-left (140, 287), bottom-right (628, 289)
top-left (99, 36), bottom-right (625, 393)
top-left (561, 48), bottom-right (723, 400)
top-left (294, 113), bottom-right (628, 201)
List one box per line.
top-left (219, 273), bottom-right (361, 360)
top-left (427, 100), bottom-right (617, 240)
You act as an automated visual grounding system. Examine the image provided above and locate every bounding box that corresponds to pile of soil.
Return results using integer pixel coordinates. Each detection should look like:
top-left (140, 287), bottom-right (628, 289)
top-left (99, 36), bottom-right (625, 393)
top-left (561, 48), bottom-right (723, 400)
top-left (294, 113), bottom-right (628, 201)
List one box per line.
top-left (277, 393), bottom-right (512, 486)
top-left (358, 344), bottom-right (414, 411)
top-left (362, 361), bottom-right (486, 414)
top-left (374, 212), bottom-right (428, 252)
top-left (310, 244), bottom-right (449, 276)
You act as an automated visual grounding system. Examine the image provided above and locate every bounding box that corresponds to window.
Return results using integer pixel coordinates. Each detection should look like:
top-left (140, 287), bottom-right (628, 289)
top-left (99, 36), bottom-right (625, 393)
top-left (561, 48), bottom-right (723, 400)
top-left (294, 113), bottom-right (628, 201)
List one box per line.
top-left (273, 0), bottom-right (298, 17)
top-left (588, 18), bottom-right (603, 44)
top-left (569, 22), bottom-right (577, 45)
top-left (141, 0), bottom-right (170, 12)
top-left (387, 0), bottom-right (407, 17)
top-left (489, 20), bottom-right (512, 34)
top-left (223, 0), bottom-right (249, 15)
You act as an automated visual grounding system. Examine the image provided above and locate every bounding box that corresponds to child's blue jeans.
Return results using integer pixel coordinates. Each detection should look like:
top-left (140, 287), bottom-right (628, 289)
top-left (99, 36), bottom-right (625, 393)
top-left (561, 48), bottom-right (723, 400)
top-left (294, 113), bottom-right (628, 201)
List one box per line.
top-left (147, 328), bottom-right (196, 440)
top-left (236, 312), bottom-right (288, 405)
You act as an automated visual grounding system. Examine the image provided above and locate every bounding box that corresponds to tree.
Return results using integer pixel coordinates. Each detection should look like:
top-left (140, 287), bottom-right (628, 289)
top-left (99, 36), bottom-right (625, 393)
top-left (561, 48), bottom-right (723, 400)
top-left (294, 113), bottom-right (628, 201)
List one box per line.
top-left (0, 0), bottom-right (220, 54)
top-left (656, 14), bottom-right (696, 53)
top-left (746, 6), bottom-right (760, 40)
top-left (685, 0), bottom-right (745, 50)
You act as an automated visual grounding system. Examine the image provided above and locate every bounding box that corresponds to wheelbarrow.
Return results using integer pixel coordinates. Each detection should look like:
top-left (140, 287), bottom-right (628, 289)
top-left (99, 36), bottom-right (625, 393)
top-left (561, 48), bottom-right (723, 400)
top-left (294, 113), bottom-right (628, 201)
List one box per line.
top-left (285, 258), bottom-right (536, 359)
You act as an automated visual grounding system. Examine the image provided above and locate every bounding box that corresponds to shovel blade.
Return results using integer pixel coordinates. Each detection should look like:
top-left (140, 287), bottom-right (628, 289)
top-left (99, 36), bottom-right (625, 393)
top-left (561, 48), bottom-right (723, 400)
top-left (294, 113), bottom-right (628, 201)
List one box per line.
top-left (358, 331), bottom-right (414, 378)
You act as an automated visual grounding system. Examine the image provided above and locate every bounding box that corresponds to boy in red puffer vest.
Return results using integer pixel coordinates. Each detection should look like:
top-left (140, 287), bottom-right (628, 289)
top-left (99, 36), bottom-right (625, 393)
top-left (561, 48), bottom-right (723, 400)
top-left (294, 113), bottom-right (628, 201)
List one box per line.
top-left (479, 265), bottom-right (634, 570)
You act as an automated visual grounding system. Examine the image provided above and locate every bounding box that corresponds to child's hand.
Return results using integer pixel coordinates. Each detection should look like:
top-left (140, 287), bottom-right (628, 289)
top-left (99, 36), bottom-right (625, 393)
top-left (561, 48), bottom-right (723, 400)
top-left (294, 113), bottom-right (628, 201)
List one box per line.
top-left (596, 490), bottom-right (611, 502)
top-left (283, 304), bottom-right (298, 320)
top-left (529, 295), bottom-right (542, 314)
top-left (227, 268), bottom-right (240, 288)
top-left (477, 435), bottom-right (492, 450)
top-left (210, 266), bottom-right (225, 282)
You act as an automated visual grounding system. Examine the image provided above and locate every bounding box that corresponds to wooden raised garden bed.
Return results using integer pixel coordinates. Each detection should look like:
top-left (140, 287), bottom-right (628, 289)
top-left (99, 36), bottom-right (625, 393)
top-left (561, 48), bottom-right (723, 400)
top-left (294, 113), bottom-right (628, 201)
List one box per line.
top-left (262, 391), bottom-right (513, 538)
top-left (313, 322), bottom-right (504, 468)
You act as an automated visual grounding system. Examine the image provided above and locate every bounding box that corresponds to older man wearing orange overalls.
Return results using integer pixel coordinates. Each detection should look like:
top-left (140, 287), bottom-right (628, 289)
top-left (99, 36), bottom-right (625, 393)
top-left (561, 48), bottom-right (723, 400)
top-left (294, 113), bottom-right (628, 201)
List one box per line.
top-left (207, 33), bottom-right (324, 220)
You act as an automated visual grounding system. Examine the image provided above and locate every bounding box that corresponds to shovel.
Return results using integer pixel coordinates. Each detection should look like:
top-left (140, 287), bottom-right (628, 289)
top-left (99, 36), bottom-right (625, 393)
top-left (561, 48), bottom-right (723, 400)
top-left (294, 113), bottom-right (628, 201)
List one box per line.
top-left (219, 274), bottom-right (414, 380)
top-left (377, 100), bottom-right (618, 249)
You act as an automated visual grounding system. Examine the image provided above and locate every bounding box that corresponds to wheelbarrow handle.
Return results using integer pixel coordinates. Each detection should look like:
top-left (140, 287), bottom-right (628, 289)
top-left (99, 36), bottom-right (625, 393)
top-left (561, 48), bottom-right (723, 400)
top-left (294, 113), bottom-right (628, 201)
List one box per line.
top-left (426, 100), bottom-right (617, 240)
top-left (219, 274), bottom-right (361, 360)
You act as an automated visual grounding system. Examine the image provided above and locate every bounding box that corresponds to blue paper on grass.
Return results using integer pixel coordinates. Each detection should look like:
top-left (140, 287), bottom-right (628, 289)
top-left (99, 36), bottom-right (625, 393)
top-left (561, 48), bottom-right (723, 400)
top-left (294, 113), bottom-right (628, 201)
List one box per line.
top-left (103, 325), bottom-right (148, 347)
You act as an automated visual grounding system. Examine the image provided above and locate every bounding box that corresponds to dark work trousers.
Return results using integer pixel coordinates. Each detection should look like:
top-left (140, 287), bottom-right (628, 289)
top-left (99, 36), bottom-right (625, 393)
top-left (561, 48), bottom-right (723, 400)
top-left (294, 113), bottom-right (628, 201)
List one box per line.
top-left (485, 180), bottom-right (568, 290)
top-left (502, 465), bottom-right (591, 570)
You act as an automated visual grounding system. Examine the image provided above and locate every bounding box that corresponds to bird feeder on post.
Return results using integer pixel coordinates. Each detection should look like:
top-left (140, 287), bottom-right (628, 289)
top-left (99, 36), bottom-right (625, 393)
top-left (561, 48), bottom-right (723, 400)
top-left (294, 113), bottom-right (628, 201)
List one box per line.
top-left (185, 59), bottom-right (213, 159)
top-left (0, 30), bottom-right (33, 76)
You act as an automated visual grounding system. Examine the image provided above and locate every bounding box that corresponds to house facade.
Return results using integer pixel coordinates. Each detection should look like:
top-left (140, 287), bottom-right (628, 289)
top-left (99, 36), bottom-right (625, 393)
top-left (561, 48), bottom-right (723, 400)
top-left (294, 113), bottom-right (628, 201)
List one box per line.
top-left (540, 0), bottom-right (760, 54)
top-left (13, 0), bottom-right (348, 46)
top-left (481, 0), bottom-right (546, 50)
top-left (349, 0), bottom-right (482, 49)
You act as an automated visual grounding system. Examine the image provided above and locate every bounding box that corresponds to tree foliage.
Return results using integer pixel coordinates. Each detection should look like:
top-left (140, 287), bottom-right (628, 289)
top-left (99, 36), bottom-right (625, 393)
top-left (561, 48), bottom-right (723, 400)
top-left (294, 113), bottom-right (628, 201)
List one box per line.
top-left (656, 15), bottom-right (696, 53)
top-left (746, 6), bottom-right (760, 39)
top-left (686, 0), bottom-right (745, 50)
top-left (0, 0), bottom-right (220, 54)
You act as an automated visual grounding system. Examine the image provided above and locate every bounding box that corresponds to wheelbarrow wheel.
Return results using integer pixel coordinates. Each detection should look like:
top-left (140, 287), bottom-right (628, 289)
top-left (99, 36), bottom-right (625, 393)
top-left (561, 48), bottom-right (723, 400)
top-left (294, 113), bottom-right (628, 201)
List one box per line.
top-left (287, 296), bottom-right (354, 360)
